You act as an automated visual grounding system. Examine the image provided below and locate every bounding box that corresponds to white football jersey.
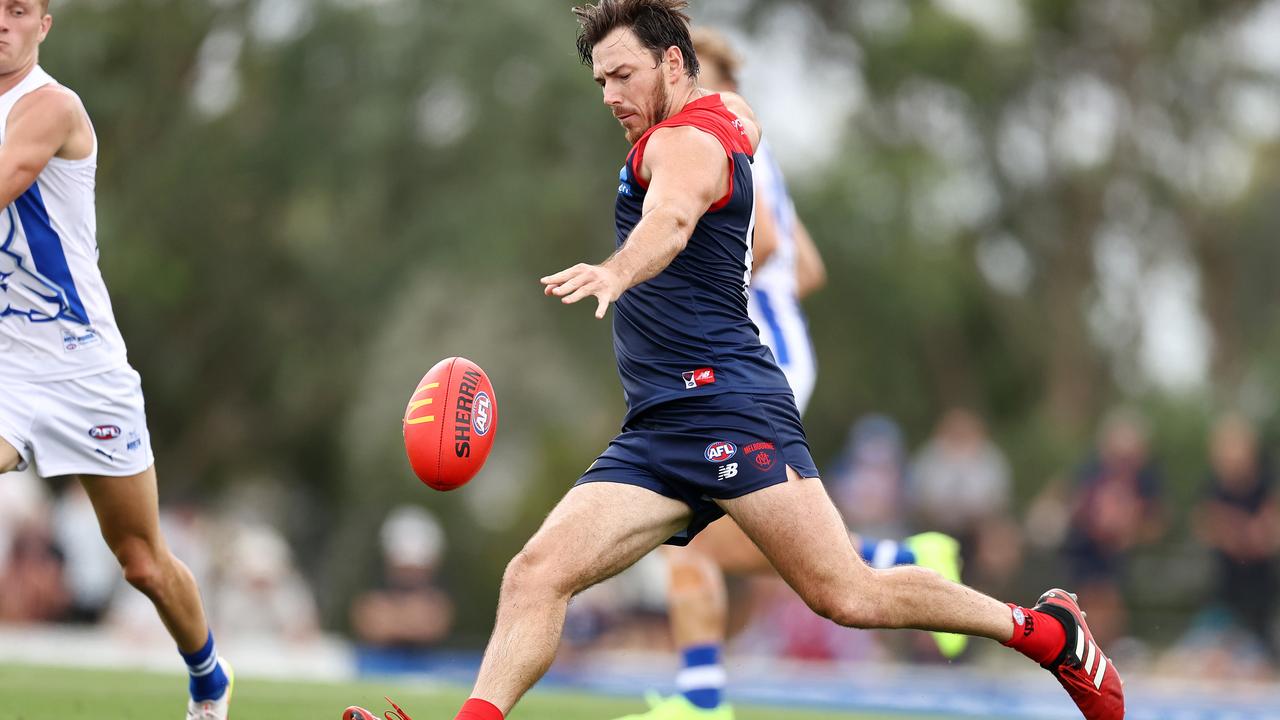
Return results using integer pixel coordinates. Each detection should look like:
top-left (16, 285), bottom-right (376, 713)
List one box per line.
top-left (0, 66), bottom-right (126, 380)
top-left (749, 140), bottom-right (816, 412)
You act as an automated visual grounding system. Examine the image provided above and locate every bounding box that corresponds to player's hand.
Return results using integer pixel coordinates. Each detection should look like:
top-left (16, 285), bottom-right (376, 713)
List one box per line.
top-left (540, 263), bottom-right (624, 319)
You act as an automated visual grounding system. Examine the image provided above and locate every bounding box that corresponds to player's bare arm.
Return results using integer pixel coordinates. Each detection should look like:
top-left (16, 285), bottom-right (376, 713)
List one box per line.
top-left (793, 218), bottom-right (827, 299)
top-left (0, 86), bottom-right (89, 206)
top-left (541, 125), bottom-right (728, 319)
top-left (751, 180), bottom-right (780, 267)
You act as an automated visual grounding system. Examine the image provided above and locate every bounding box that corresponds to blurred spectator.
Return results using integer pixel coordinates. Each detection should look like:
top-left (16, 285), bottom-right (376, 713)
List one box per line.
top-left (907, 408), bottom-right (1021, 590)
top-left (211, 524), bottom-right (320, 642)
top-left (1192, 413), bottom-right (1280, 661)
top-left (0, 520), bottom-right (69, 623)
top-left (350, 505), bottom-right (454, 648)
top-left (1059, 408), bottom-right (1166, 645)
top-left (0, 468), bottom-right (68, 623)
top-left (828, 415), bottom-right (908, 539)
top-left (0, 467), bottom-right (48, 576)
top-left (51, 483), bottom-right (121, 622)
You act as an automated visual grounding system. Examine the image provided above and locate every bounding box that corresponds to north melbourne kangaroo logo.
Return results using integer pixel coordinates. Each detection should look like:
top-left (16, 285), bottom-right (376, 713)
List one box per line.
top-left (0, 206), bottom-right (88, 324)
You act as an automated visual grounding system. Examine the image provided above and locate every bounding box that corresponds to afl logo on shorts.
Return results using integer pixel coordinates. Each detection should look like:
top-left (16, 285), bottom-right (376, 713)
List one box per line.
top-left (88, 425), bottom-right (122, 441)
top-left (473, 391), bottom-right (493, 436)
top-left (704, 441), bottom-right (737, 462)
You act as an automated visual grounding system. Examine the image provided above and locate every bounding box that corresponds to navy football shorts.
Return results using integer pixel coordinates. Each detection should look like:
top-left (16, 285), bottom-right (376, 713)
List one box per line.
top-left (576, 392), bottom-right (820, 546)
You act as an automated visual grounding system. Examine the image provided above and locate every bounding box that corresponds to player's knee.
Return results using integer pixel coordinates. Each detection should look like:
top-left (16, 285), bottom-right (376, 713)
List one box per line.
top-left (667, 557), bottom-right (715, 598)
top-left (807, 590), bottom-right (889, 630)
top-left (113, 536), bottom-right (165, 595)
top-left (501, 548), bottom-right (571, 600)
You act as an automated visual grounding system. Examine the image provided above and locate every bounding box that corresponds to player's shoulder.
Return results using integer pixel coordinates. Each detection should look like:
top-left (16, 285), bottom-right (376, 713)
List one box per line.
top-left (716, 91), bottom-right (761, 148)
top-left (716, 91), bottom-right (757, 125)
top-left (646, 124), bottom-right (724, 155)
top-left (11, 83), bottom-right (84, 124)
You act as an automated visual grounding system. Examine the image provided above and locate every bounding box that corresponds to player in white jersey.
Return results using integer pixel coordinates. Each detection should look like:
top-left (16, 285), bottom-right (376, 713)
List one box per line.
top-left (0, 3), bottom-right (233, 718)
top-left (611, 28), bottom-right (963, 720)
top-left (746, 136), bottom-right (824, 414)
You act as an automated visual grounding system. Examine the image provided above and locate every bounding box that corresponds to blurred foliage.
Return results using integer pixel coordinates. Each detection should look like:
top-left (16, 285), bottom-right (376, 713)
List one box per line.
top-left (38, 0), bottom-right (1280, 641)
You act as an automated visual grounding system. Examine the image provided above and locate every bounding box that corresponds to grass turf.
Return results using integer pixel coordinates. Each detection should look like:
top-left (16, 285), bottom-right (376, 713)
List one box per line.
top-left (0, 663), bottom-right (956, 719)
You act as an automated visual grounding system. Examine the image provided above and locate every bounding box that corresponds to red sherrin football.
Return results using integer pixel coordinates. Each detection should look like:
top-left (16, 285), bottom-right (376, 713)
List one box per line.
top-left (403, 357), bottom-right (498, 491)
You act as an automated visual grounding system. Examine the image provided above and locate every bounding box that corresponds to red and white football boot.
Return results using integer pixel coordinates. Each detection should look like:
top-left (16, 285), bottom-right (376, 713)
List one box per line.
top-left (1034, 589), bottom-right (1125, 719)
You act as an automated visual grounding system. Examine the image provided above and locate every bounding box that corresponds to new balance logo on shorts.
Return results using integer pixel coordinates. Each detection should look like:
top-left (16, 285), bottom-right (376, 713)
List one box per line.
top-left (717, 463), bottom-right (738, 480)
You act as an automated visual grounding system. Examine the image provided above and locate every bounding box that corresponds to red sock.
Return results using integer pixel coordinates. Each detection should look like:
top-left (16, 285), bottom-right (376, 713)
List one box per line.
top-left (455, 698), bottom-right (503, 720)
top-left (1001, 603), bottom-right (1066, 665)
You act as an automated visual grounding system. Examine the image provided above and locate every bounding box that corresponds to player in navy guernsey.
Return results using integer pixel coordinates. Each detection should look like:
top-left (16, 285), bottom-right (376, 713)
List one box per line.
top-left (344, 3), bottom-right (1124, 720)
top-left (607, 85), bottom-right (794, 421)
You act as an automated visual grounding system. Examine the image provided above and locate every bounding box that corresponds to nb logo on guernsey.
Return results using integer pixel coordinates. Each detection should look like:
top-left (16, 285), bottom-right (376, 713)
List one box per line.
top-left (682, 367), bottom-right (715, 390)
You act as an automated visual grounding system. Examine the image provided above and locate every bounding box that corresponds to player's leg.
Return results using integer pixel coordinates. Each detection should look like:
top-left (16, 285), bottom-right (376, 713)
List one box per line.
top-left (0, 436), bottom-right (21, 473)
top-left (81, 465), bottom-right (233, 715)
top-left (723, 469), bottom-right (1124, 719)
top-left (645, 518), bottom-right (761, 718)
top-left (463, 481), bottom-right (692, 716)
top-left (721, 468), bottom-right (1011, 636)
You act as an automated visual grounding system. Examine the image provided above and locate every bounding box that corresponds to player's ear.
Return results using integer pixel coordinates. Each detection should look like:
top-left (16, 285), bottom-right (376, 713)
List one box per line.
top-left (664, 45), bottom-right (684, 81)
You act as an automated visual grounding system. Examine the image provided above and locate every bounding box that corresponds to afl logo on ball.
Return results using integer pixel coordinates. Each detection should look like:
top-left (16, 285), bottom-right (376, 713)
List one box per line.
top-left (88, 425), bottom-right (121, 441)
top-left (704, 441), bottom-right (737, 462)
top-left (473, 391), bottom-right (492, 436)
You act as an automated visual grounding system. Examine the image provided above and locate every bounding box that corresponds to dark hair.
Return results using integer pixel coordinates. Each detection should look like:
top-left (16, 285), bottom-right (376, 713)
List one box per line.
top-left (573, 0), bottom-right (699, 79)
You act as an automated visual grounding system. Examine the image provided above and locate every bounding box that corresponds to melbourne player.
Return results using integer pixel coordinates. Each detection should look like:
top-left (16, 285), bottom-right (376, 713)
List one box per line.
top-left (345, 2), bottom-right (1123, 719)
top-left (0, 3), bottom-right (232, 718)
top-left (602, 28), bottom-right (966, 720)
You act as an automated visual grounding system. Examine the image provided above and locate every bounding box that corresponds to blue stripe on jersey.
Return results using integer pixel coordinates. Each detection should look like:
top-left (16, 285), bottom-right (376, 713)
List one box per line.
top-left (753, 287), bottom-right (790, 365)
top-left (16, 180), bottom-right (89, 325)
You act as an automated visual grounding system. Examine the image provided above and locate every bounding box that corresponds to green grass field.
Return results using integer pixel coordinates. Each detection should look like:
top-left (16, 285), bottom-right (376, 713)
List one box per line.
top-left (0, 663), bottom-right (954, 720)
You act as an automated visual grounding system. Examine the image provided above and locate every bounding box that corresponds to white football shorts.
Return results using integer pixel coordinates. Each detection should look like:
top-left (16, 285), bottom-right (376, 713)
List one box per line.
top-left (0, 365), bottom-right (155, 478)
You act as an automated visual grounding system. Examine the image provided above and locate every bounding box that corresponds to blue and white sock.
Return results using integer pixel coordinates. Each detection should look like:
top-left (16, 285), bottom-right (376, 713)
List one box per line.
top-left (860, 538), bottom-right (916, 569)
top-left (180, 631), bottom-right (229, 702)
top-left (677, 643), bottom-right (725, 710)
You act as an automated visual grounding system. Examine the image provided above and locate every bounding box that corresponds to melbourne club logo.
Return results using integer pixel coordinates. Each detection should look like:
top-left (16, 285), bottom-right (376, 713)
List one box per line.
top-left (743, 441), bottom-right (776, 472)
top-left (682, 367), bottom-right (716, 390)
top-left (704, 440), bottom-right (736, 462)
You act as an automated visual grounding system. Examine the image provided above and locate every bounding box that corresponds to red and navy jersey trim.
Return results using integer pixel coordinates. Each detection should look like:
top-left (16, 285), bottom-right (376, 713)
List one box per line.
top-left (628, 94), bottom-right (754, 211)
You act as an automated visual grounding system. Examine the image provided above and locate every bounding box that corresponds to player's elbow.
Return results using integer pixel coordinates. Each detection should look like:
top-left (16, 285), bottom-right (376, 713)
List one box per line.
top-left (797, 266), bottom-right (827, 298)
top-left (0, 165), bottom-right (40, 205)
top-left (648, 203), bottom-right (695, 252)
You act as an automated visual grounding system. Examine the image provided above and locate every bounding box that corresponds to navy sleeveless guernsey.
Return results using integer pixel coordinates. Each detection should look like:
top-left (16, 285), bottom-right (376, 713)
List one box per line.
top-left (612, 94), bottom-right (793, 423)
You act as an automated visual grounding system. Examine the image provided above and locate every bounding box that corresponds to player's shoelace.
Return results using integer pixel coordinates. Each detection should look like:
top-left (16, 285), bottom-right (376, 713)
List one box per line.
top-left (382, 697), bottom-right (413, 720)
